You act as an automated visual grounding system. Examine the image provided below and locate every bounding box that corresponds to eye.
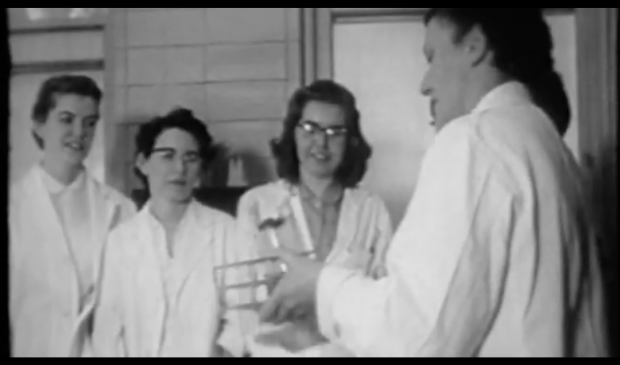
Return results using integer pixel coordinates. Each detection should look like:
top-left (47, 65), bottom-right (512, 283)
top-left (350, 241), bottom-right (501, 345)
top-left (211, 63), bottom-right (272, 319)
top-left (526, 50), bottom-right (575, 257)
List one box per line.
top-left (161, 152), bottom-right (174, 160)
top-left (184, 152), bottom-right (200, 163)
top-left (325, 127), bottom-right (347, 137)
top-left (86, 118), bottom-right (98, 128)
top-left (60, 115), bottom-right (73, 124)
top-left (300, 122), bottom-right (317, 134)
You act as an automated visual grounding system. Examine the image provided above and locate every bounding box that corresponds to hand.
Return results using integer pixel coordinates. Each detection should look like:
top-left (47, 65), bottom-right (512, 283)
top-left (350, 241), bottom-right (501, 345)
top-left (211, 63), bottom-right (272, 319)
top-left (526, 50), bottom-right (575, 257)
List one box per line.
top-left (259, 248), bottom-right (324, 325)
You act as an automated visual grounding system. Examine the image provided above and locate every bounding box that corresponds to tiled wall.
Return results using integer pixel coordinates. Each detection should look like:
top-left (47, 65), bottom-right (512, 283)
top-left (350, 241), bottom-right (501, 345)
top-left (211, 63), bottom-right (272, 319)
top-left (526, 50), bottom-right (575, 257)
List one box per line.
top-left (105, 8), bottom-right (301, 194)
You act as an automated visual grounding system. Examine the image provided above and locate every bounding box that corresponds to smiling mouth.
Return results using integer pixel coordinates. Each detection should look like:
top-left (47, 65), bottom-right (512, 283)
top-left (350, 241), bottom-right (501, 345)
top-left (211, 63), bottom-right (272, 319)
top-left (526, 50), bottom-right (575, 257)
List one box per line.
top-left (66, 142), bottom-right (85, 152)
top-left (311, 153), bottom-right (330, 161)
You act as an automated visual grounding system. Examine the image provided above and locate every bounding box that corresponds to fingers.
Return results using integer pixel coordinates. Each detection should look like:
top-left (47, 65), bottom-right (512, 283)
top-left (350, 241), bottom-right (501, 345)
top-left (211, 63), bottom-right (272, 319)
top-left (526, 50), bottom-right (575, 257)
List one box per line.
top-left (273, 247), bottom-right (302, 267)
top-left (259, 286), bottom-right (282, 322)
top-left (259, 278), bottom-right (296, 324)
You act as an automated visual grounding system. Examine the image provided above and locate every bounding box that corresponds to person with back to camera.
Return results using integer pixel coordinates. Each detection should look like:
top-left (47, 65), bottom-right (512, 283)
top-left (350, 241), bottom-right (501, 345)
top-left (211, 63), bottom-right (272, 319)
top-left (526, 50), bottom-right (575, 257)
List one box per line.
top-left (258, 9), bottom-right (609, 357)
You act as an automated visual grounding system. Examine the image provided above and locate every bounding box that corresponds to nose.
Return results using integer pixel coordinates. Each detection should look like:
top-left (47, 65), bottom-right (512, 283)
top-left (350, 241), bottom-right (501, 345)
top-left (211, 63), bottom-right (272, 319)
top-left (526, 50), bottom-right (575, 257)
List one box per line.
top-left (313, 130), bottom-right (329, 147)
top-left (173, 156), bottom-right (187, 175)
top-left (72, 120), bottom-right (85, 138)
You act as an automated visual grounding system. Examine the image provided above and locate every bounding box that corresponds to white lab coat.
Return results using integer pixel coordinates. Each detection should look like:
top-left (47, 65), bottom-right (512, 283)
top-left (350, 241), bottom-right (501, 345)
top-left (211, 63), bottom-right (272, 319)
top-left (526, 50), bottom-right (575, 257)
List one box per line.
top-left (315, 82), bottom-right (609, 357)
top-left (237, 180), bottom-right (393, 356)
top-left (9, 165), bottom-right (136, 357)
top-left (91, 200), bottom-right (260, 357)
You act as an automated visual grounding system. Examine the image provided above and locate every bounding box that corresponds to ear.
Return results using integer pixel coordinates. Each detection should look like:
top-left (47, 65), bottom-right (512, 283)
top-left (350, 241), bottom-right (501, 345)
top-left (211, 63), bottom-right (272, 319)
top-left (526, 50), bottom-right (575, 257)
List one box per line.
top-left (135, 153), bottom-right (149, 178)
top-left (462, 25), bottom-right (490, 67)
top-left (31, 123), bottom-right (45, 149)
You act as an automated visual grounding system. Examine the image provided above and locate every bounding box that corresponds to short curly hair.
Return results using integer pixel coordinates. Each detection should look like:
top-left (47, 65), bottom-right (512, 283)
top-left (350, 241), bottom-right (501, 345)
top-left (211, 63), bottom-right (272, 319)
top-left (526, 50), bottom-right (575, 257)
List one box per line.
top-left (134, 107), bottom-right (217, 186)
top-left (31, 74), bottom-right (102, 149)
top-left (271, 80), bottom-right (372, 188)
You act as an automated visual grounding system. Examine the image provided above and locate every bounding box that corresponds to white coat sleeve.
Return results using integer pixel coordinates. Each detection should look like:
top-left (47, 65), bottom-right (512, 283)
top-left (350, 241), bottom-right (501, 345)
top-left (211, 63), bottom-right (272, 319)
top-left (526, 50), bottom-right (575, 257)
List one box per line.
top-left (316, 125), bottom-right (518, 357)
top-left (91, 230), bottom-right (127, 357)
top-left (9, 191), bottom-right (22, 354)
top-left (368, 198), bottom-right (394, 279)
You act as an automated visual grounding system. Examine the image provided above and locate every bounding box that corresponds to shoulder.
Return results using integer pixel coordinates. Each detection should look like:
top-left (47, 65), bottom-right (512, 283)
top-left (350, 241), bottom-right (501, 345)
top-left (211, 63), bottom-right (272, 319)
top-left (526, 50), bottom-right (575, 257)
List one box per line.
top-left (192, 202), bottom-right (237, 230)
top-left (10, 167), bottom-right (37, 198)
top-left (345, 187), bottom-right (392, 226)
top-left (346, 186), bottom-right (387, 210)
top-left (89, 176), bottom-right (135, 209)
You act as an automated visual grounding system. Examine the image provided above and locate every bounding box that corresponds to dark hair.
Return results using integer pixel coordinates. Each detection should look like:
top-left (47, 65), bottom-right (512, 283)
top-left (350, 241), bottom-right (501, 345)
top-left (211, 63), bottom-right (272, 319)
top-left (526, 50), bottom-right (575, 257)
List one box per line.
top-left (134, 108), bottom-right (217, 187)
top-left (425, 8), bottom-right (571, 136)
top-left (31, 74), bottom-right (103, 149)
top-left (271, 80), bottom-right (372, 188)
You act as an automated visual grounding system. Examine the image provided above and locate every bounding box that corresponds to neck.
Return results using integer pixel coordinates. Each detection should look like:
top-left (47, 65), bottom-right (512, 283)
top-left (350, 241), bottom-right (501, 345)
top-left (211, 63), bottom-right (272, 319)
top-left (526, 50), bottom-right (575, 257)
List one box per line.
top-left (149, 197), bottom-right (190, 229)
top-left (463, 67), bottom-right (509, 113)
top-left (299, 170), bottom-right (342, 201)
top-left (41, 156), bottom-right (82, 185)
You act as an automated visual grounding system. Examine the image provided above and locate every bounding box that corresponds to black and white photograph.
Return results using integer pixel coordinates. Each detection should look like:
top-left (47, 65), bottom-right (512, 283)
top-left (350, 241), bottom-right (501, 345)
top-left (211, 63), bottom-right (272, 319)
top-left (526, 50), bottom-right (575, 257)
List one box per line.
top-left (5, 8), bottom-right (617, 357)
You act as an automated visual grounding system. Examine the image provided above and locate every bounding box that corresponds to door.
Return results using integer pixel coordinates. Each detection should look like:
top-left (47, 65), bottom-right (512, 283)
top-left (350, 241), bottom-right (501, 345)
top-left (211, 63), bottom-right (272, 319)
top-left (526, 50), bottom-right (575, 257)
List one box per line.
top-left (305, 8), bottom-right (581, 227)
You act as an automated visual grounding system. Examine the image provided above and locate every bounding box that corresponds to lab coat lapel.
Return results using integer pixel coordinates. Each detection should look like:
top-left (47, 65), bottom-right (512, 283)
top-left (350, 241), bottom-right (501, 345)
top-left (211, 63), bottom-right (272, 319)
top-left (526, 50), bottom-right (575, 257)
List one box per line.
top-left (87, 176), bottom-right (120, 302)
top-left (171, 201), bottom-right (216, 303)
top-left (134, 209), bottom-right (167, 357)
top-left (27, 168), bottom-right (81, 318)
top-left (327, 189), bottom-right (358, 262)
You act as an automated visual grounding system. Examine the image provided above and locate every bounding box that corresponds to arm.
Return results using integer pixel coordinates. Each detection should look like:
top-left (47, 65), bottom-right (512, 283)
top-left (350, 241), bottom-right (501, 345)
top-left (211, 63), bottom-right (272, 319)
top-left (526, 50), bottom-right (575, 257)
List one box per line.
top-left (9, 194), bottom-right (23, 356)
top-left (317, 126), bottom-right (518, 357)
top-left (368, 198), bottom-right (394, 279)
top-left (91, 231), bottom-right (126, 357)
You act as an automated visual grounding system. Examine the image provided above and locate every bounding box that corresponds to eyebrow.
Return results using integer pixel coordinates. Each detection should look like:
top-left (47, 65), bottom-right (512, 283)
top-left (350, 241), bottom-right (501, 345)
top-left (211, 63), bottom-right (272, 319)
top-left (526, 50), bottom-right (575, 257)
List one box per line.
top-left (300, 120), bottom-right (346, 129)
top-left (57, 110), bottom-right (100, 120)
top-left (152, 147), bottom-right (199, 155)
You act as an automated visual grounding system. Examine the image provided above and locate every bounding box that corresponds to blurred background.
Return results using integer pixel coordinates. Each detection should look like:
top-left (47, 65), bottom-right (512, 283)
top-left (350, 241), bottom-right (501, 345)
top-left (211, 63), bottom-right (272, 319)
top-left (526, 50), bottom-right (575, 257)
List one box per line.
top-left (5, 8), bottom-right (617, 354)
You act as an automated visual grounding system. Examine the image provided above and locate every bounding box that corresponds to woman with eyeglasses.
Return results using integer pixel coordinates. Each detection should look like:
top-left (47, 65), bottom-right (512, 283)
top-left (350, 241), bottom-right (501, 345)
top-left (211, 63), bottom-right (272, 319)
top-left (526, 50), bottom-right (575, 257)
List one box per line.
top-left (91, 108), bottom-right (260, 357)
top-left (236, 80), bottom-right (393, 357)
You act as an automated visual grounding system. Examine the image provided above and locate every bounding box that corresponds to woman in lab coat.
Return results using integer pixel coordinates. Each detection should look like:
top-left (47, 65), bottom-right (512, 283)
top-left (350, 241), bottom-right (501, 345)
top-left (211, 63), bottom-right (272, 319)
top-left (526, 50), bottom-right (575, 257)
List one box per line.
top-left (91, 108), bottom-right (260, 357)
top-left (237, 80), bottom-right (393, 356)
top-left (9, 75), bottom-right (137, 357)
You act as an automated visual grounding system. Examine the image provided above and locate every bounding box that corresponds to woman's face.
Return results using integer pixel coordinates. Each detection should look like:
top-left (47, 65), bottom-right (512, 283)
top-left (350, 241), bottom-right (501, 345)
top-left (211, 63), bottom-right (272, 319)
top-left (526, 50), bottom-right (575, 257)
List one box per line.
top-left (294, 101), bottom-right (347, 181)
top-left (138, 128), bottom-right (202, 203)
top-left (33, 93), bottom-right (100, 168)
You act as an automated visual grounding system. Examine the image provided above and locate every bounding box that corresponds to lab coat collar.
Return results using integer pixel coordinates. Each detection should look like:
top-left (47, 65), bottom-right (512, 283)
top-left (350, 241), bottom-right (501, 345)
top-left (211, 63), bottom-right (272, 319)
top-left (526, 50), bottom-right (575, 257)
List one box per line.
top-left (36, 162), bottom-right (87, 195)
top-left (140, 198), bottom-right (201, 235)
top-left (133, 199), bottom-right (217, 356)
top-left (277, 179), bottom-right (358, 263)
top-left (472, 81), bottom-right (532, 115)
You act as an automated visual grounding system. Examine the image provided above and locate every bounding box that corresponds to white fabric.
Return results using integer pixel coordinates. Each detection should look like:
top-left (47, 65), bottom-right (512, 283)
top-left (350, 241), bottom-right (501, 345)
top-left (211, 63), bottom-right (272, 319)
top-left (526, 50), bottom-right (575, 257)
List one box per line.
top-left (41, 167), bottom-right (95, 310)
top-left (316, 82), bottom-right (609, 357)
top-left (237, 180), bottom-right (394, 356)
top-left (10, 164), bottom-right (137, 357)
top-left (91, 200), bottom-right (261, 357)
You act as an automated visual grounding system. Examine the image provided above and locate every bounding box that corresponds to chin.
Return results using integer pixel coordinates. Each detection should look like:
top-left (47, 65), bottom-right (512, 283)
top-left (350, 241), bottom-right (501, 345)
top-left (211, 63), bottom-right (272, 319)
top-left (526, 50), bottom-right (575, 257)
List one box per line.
top-left (170, 192), bottom-right (193, 203)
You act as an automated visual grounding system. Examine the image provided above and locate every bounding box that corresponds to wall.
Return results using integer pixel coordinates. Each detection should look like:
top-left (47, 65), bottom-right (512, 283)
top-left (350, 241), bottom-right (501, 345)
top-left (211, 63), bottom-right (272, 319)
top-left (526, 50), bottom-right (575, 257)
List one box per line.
top-left (8, 9), bottom-right (106, 184)
top-left (105, 8), bottom-right (302, 195)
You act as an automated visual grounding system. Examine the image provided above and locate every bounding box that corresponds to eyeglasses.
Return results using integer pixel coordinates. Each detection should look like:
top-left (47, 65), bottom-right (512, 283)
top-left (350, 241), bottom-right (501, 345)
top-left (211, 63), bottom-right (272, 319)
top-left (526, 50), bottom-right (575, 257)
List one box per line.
top-left (151, 147), bottom-right (201, 164)
top-left (297, 121), bottom-right (347, 139)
